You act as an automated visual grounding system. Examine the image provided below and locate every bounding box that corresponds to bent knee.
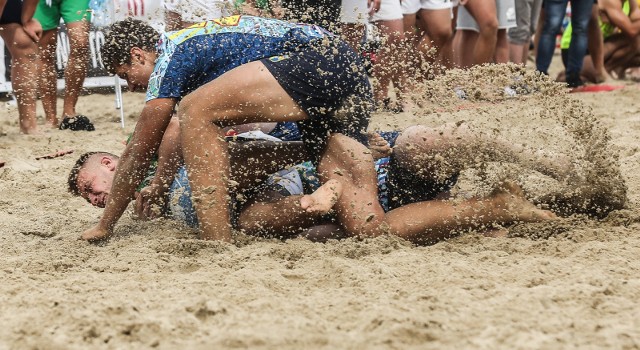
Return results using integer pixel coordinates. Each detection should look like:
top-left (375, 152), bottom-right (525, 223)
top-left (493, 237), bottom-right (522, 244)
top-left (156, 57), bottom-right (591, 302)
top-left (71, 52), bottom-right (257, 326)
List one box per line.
top-left (430, 29), bottom-right (453, 46)
top-left (6, 38), bottom-right (38, 57)
top-left (177, 94), bottom-right (209, 126)
top-left (482, 22), bottom-right (499, 35)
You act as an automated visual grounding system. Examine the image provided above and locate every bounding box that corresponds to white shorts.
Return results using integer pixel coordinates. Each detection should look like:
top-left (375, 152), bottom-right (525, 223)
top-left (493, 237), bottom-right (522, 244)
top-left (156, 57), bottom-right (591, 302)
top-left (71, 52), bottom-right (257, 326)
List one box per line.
top-left (341, 0), bottom-right (369, 24)
top-left (370, 0), bottom-right (403, 21)
top-left (164, 0), bottom-right (235, 22)
top-left (402, 0), bottom-right (453, 14)
top-left (456, 0), bottom-right (516, 31)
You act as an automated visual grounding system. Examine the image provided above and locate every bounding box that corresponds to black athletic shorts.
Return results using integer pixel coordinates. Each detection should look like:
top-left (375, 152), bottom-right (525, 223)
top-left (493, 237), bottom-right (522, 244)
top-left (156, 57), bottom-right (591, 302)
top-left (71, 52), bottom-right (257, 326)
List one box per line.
top-left (0, 0), bottom-right (22, 25)
top-left (261, 37), bottom-right (373, 162)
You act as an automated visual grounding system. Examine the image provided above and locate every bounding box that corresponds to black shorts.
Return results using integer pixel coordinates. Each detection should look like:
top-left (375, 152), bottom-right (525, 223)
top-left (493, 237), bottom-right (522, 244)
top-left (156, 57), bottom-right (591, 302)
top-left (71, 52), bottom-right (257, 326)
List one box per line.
top-left (0, 0), bottom-right (22, 25)
top-left (262, 37), bottom-right (373, 162)
top-left (386, 155), bottom-right (459, 211)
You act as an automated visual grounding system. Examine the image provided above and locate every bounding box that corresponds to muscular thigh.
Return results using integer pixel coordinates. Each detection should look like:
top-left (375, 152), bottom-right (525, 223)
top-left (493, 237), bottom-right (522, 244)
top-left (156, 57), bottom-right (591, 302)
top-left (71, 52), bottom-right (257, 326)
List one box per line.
top-left (418, 8), bottom-right (452, 38)
top-left (0, 24), bottom-right (35, 54)
top-left (317, 133), bottom-right (384, 234)
top-left (179, 60), bottom-right (309, 127)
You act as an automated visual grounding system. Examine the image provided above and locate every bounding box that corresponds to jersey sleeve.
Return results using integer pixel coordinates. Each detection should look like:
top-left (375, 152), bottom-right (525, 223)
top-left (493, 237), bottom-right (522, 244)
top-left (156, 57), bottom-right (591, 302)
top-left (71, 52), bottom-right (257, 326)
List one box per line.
top-left (146, 34), bottom-right (200, 101)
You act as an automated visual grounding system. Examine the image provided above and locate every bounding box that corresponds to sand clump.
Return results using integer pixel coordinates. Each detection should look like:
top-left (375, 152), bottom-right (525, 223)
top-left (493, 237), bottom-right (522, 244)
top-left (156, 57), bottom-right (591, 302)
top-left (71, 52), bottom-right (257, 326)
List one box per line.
top-left (1, 65), bottom-right (640, 348)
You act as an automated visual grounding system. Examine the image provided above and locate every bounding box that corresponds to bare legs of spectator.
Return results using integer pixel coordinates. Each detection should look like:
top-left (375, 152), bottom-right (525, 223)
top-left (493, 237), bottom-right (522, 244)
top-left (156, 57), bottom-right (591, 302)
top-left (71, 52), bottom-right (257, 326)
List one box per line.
top-left (457, 0), bottom-right (498, 67)
top-left (0, 23), bottom-right (39, 133)
top-left (372, 18), bottom-right (408, 110)
top-left (405, 8), bottom-right (453, 70)
top-left (494, 28), bottom-right (509, 63)
top-left (37, 20), bottom-right (89, 127)
top-left (587, 3), bottom-right (606, 83)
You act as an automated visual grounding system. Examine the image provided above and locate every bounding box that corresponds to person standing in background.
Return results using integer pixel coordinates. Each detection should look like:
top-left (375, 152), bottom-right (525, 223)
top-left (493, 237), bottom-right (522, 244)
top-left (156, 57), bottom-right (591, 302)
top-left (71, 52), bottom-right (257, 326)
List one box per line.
top-left (453, 0), bottom-right (499, 67)
top-left (35, 0), bottom-right (95, 130)
top-left (536, 0), bottom-right (593, 88)
top-left (402, 0), bottom-right (454, 70)
top-left (0, 0), bottom-right (42, 134)
top-left (338, 0), bottom-right (369, 52)
top-left (508, 0), bottom-right (542, 66)
top-left (280, 0), bottom-right (342, 30)
top-left (370, 0), bottom-right (409, 112)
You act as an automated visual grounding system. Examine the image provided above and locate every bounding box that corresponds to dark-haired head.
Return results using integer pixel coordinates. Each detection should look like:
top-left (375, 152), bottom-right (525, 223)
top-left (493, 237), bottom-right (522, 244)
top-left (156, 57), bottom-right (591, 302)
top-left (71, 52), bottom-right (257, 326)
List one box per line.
top-left (101, 18), bottom-right (160, 75)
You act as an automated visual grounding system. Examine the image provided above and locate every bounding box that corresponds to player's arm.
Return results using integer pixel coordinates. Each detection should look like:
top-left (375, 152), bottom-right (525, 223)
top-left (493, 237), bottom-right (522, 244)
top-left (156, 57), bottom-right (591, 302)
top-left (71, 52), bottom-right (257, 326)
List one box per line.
top-left (151, 117), bottom-right (183, 192)
top-left (20, 0), bottom-right (42, 41)
top-left (20, 0), bottom-right (38, 23)
top-left (136, 117), bottom-right (184, 219)
top-left (81, 98), bottom-right (177, 241)
top-left (601, 0), bottom-right (640, 37)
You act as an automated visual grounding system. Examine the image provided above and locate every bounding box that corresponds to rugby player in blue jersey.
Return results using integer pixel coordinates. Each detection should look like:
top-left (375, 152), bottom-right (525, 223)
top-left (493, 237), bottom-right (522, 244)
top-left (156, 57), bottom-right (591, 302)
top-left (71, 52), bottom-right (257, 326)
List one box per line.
top-left (81, 15), bottom-right (380, 242)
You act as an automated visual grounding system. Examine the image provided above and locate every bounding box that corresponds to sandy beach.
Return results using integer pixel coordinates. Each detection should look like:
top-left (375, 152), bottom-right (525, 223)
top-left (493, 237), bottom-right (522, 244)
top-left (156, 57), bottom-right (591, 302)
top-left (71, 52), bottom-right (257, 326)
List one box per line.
top-left (1, 65), bottom-right (639, 348)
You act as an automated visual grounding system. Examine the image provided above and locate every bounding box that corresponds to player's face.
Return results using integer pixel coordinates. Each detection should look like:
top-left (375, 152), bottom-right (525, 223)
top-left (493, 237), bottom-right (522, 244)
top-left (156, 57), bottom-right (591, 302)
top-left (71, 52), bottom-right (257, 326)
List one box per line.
top-left (115, 50), bottom-right (154, 93)
top-left (76, 157), bottom-right (117, 208)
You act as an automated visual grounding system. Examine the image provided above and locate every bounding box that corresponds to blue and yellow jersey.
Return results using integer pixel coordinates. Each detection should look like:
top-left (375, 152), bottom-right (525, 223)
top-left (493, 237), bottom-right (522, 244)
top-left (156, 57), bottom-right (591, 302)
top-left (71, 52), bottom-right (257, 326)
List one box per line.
top-left (146, 15), bottom-right (331, 102)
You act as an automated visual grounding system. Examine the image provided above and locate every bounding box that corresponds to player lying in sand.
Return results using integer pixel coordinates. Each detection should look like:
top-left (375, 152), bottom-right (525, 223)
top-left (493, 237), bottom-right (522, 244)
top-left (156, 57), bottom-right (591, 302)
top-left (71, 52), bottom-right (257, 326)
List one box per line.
top-left (71, 121), bottom-right (564, 244)
top-left (71, 150), bottom-right (553, 244)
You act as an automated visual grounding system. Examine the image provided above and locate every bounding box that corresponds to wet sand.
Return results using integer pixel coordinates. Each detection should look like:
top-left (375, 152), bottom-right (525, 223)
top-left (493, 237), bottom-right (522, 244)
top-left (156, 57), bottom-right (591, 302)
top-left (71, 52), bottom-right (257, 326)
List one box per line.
top-left (1, 67), bottom-right (639, 348)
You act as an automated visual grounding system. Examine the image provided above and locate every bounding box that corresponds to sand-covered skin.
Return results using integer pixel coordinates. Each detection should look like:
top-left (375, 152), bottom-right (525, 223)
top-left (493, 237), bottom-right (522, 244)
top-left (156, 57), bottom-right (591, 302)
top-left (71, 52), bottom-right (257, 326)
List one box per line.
top-left (1, 68), bottom-right (640, 348)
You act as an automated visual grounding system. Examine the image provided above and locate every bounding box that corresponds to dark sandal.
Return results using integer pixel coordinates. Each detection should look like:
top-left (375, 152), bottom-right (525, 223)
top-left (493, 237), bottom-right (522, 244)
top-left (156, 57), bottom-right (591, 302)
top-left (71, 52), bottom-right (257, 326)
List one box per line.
top-left (59, 115), bottom-right (95, 131)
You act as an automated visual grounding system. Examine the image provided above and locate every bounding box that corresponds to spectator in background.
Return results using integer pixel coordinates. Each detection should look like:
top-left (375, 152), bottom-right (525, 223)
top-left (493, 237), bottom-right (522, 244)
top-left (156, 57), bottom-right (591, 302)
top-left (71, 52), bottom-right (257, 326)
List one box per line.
top-left (370, 0), bottom-right (409, 112)
top-left (0, 0), bottom-right (41, 134)
top-left (536, 0), bottom-right (593, 88)
top-left (35, 0), bottom-right (94, 130)
top-left (559, 0), bottom-right (640, 83)
top-left (338, 0), bottom-right (369, 52)
top-left (402, 0), bottom-right (454, 70)
top-left (508, 0), bottom-right (542, 66)
top-left (453, 0), bottom-right (500, 67)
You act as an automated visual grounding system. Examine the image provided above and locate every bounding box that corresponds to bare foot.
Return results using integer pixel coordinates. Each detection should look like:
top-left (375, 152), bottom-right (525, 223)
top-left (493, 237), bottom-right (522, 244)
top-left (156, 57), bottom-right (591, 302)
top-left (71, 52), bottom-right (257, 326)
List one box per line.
top-left (19, 119), bottom-right (40, 134)
top-left (46, 117), bottom-right (59, 129)
top-left (627, 67), bottom-right (640, 82)
top-left (20, 127), bottom-right (42, 135)
top-left (299, 179), bottom-right (343, 214)
top-left (367, 132), bottom-right (392, 160)
top-left (594, 70), bottom-right (614, 84)
top-left (492, 181), bottom-right (558, 223)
